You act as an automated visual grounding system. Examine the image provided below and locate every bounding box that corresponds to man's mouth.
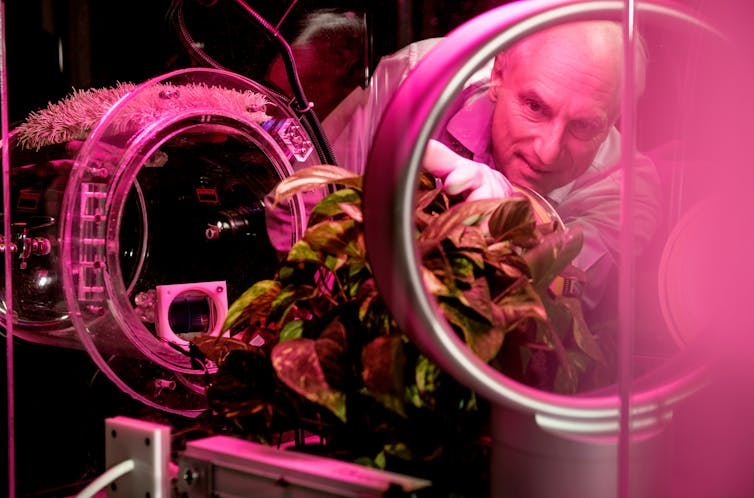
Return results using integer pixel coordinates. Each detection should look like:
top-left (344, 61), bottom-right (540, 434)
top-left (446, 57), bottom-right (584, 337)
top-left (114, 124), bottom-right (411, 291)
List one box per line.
top-left (517, 153), bottom-right (546, 174)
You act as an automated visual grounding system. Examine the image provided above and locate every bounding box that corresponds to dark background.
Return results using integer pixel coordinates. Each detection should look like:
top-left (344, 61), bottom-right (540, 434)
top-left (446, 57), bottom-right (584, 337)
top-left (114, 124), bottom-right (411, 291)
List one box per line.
top-left (0, 1), bottom-right (507, 496)
top-left (3, 0), bottom-right (507, 125)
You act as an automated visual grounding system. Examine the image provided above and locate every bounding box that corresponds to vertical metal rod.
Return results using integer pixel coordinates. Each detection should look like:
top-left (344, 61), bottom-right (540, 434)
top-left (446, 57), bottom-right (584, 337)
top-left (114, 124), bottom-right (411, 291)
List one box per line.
top-left (0, 0), bottom-right (14, 496)
top-left (618, 1), bottom-right (638, 497)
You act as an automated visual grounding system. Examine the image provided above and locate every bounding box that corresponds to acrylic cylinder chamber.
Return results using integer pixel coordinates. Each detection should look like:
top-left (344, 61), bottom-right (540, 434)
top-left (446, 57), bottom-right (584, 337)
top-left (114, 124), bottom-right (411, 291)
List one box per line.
top-left (1, 68), bottom-right (315, 416)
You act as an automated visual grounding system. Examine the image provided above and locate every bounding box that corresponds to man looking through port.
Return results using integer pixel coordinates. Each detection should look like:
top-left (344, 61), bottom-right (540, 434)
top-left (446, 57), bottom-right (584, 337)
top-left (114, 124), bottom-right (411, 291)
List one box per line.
top-left (329, 20), bottom-right (661, 311)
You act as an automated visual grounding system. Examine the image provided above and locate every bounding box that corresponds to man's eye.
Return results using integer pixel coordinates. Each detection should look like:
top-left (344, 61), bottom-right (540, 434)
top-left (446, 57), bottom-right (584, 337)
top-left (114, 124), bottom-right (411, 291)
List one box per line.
top-left (524, 99), bottom-right (543, 113)
top-left (570, 120), bottom-right (602, 139)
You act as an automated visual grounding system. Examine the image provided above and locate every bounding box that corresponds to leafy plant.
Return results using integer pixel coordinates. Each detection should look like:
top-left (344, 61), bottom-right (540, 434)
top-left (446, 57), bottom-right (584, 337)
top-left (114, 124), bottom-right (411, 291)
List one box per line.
top-left (192, 165), bottom-right (610, 491)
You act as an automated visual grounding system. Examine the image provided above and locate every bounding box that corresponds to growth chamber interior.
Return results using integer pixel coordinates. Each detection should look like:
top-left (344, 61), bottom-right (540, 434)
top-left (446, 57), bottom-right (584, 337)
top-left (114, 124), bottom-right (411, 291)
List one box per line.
top-left (2, 67), bottom-right (323, 416)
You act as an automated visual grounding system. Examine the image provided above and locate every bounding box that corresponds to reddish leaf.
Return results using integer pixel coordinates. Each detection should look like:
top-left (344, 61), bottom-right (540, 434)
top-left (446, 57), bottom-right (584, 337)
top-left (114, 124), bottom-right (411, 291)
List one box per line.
top-left (271, 338), bottom-right (347, 421)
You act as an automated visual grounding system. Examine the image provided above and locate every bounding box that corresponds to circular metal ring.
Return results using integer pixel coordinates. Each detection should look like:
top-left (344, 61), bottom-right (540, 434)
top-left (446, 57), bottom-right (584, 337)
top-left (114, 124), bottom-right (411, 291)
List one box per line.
top-left (363, 0), bottom-right (719, 430)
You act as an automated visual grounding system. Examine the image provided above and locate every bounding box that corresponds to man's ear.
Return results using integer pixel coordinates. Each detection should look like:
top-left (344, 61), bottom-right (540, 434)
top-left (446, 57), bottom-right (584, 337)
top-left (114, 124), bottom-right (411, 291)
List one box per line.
top-left (489, 53), bottom-right (506, 101)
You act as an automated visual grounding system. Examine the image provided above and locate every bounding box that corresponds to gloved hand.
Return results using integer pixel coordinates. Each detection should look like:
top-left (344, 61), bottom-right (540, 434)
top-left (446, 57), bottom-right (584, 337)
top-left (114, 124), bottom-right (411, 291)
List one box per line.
top-left (422, 139), bottom-right (513, 200)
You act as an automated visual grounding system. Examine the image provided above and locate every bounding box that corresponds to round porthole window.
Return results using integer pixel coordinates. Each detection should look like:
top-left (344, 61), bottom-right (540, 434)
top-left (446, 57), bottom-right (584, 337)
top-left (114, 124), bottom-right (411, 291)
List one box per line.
top-left (362, 1), bottom-right (738, 496)
top-left (3, 68), bottom-right (318, 415)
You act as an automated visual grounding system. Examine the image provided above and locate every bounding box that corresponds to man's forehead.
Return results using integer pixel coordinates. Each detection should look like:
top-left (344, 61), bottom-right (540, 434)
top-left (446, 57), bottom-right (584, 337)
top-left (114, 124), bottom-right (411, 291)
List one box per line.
top-left (507, 32), bottom-right (622, 98)
top-left (507, 21), bottom-right (624, 72)
top-left (510, 53), bottom-right (619, 96)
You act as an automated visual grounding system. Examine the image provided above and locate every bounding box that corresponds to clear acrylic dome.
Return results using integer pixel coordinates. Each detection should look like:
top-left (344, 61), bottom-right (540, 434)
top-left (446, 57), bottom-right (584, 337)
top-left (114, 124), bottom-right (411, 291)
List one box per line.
top-left (2, 68), bottom-right (317, 415)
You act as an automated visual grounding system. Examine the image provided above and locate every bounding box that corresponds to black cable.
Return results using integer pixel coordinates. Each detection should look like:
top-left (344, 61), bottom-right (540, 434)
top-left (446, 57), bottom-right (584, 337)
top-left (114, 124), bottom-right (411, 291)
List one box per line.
top-left (168, 0), bottom-right (225, 70)
top-left (228, 0), bottom-right (338, 167)
top-left (274, 0), bottom-right (300, 31)
top-left (168, 0), bottom-right (338, 166)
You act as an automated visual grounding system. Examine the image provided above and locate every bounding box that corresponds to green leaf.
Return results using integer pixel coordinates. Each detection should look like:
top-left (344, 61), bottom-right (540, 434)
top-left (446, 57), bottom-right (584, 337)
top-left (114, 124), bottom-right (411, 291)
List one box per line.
top-left (439, 300), bottom-right (503, 362)
top-left (523, 224), bottom-right (584, 291)
top-left (414, 355), bottom-right (441, 398)
top-left (191, 335), bottom-right (251, 364)
top-left (421, 265), bottom-right (449, 296)
top-left (271, 338), bottom-right (347, 421)
top-left (487, 196), bottom-right (538, 245)
top-left (324, 252), bottom-right (348, 272)
top-left (279, 319), bottom-right (305, 342)
top-left (535, 312), bottom-right (576, 389)
top-left (369, 391), bottom-right (408, 419)
top-left (374, 450), bottom-right (387, 470)
top-left (418, 198), bottom-right (503, 248)
top-left (450, 227), bottom-right (488, 256)
top-left (315, 320), bottom-right (349, 391)
top-left (343, 231), bottom-right (367, 259)
top-left (458, 277), bottom-right (496, 323)
top-left (337, 202), bottom-right (363, 223)
top-left (448, 253), bottom-right (478, 287)
top-left (278, 265), bottom-right (294, 281)
top-left (305, 218), bottom-right (358, 255)
top-left (286, 240), bottom-right (323, 265)
top-left (558, 296), bottom-right (606, 365)
top-left (271, 165), bottom-right (362, 207)
top-left (223, 280), bottom-right (281, 332)
top-left (490, 258), bottom-right (530, 283)
top-left (383, 442), bottom-right (413, 461)
top-left (496, 285), bottom-right (547, 325)
top-left (308, 188), bottom-right (363, 225)
top-left (415, 184), bottom-right (443, 214)
top-left (268, 286), bottom-right (316, 326)
top-left (539, 291), bottom-right (572, 337)
top-left (357, 284), bottom-right (380, 321)
top-left (361, 336), bottom-right (406, 417)
top-left (553, 350), bottom-right (582, 394)
top-left (347, 257), bottom-right (369, 281)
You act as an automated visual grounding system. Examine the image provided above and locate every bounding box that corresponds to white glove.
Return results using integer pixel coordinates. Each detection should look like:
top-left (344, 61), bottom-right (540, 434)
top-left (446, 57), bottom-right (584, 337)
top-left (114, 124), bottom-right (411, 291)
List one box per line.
top-left (422, 139), bottom-right (513, 200)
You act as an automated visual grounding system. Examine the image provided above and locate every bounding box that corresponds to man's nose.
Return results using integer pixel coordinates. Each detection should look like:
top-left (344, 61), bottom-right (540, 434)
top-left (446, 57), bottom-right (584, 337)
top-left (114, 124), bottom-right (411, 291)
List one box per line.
top-left (533, 122), bottom-right (565, 166)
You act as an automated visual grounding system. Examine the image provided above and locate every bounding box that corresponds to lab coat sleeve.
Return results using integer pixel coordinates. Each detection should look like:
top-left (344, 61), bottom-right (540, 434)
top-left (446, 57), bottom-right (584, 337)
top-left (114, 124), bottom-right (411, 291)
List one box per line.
top-left (556, 152), bottom-right (662, 309)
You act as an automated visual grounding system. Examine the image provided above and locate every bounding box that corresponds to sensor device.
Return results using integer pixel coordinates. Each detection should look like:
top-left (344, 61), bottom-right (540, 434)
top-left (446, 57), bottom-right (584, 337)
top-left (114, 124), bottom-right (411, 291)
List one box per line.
top-left (155, 281), bottom-right (228, 348)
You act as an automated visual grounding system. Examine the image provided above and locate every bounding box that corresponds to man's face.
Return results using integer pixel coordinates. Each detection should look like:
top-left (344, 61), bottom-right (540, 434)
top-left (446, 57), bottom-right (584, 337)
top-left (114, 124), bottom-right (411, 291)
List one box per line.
top-left (489, 33), bottom-right (622, 194)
